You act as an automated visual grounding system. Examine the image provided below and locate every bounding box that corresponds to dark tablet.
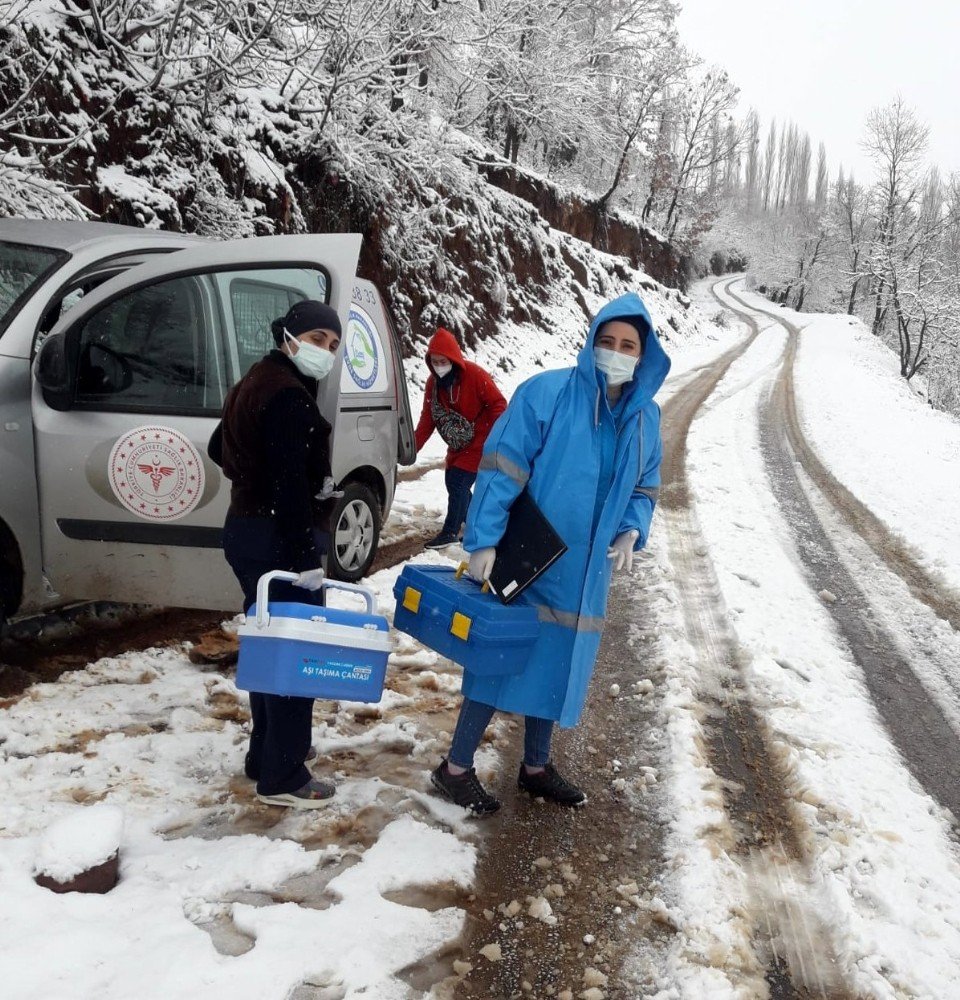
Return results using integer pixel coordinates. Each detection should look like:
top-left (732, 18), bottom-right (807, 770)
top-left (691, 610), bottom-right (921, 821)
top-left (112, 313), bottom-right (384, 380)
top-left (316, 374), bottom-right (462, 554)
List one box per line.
top-left (488, 489), bottom-right (568, 604)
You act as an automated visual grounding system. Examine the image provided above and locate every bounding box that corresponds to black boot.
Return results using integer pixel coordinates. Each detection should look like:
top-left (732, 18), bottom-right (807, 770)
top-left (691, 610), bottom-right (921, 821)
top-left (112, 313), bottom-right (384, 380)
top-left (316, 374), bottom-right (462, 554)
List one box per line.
top-left (430, 759), bottom-right (501, 816)
top-left (424, 532), bottom-right (458, 549)
top-left (517, 762), bottom-right (587, 807)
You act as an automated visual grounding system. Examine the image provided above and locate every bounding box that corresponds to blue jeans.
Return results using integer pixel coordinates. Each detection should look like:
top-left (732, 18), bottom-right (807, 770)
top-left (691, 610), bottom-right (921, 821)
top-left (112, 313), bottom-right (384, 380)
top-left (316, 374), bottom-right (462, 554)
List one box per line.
top-left (448, 697), bottom-right (554, 769)
top-left (442, 467), bottom-right (477, 537)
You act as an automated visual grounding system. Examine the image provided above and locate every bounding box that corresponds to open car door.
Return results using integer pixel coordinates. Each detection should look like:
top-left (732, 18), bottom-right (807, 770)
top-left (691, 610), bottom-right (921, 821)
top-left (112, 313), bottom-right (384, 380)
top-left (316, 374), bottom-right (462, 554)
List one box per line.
top-left (31, 234), bottom-right (361, 610)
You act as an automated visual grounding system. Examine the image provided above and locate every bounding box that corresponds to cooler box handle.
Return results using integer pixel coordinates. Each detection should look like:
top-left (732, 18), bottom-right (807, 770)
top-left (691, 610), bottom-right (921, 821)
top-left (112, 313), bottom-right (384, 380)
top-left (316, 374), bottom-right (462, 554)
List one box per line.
top-left (321, 579), bottom-right (378, 615)
top-left (456, 560), bottom-right (491, 594)
top-left (254, 571), bottom-right (377, 628)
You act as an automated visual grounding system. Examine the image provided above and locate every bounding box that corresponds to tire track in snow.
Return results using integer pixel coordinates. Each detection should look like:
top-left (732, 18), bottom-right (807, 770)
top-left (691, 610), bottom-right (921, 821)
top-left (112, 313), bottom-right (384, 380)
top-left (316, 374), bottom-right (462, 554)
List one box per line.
top-left (660, 278), bottom-right (856, 999)
top-left (723, 284), bottom-right (960, 633)
top-left (719, 284), bottom-right (960, 822)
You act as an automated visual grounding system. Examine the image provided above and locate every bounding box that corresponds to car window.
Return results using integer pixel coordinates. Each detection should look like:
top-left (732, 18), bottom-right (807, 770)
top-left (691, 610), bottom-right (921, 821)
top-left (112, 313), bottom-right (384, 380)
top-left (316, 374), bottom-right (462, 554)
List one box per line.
top-left (0, 241), bottom-right (69, 339)
top-left (69, 265), bottom-right (330, 414)
top-left (35, 285), bottom-right (94, 351)
top-left (218, 268), bottom-right (329, 377)
top-left (230, 278), bottom-right (306, 374)
top-left (74, 274), bottom-right (227, 414)
top-left (35, 251), bottom-right (179, 346)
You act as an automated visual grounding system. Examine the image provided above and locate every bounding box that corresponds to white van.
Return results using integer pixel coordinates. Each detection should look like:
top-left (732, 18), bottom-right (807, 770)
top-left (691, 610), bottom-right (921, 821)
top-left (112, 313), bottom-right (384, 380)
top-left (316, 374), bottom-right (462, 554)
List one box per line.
top-left (0, 220), bottom-right (415, 621)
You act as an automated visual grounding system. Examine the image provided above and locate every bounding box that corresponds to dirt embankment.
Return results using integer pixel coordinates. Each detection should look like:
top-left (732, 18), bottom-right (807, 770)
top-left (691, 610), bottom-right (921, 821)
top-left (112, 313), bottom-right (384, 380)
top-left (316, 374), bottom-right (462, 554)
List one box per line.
top-left (475, 156), bottom-right (685, 289)
top-left (9, 18), bottom-right (686, 360)
top-left (0, 606), bottom-right (225, 700)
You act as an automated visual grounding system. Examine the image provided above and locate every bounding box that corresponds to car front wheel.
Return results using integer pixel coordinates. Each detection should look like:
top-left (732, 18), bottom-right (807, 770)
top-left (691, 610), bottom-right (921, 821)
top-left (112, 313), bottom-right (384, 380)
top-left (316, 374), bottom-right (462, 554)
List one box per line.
top-left (327, 483), bottom-right (381, 581)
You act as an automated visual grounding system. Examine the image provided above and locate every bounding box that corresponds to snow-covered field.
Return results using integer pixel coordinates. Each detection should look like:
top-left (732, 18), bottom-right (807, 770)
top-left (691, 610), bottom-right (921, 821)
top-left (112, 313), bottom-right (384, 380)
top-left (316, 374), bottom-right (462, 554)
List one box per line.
top-left (3, 274), bottom-right (960, 998)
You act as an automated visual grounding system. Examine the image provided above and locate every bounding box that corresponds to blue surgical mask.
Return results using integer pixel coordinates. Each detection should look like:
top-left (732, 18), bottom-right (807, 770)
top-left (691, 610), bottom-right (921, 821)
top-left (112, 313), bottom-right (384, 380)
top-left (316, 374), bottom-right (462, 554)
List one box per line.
top-left (594, 347), bottom-right (639, 387)
top-left (285, 329), bottom-right (335, 380)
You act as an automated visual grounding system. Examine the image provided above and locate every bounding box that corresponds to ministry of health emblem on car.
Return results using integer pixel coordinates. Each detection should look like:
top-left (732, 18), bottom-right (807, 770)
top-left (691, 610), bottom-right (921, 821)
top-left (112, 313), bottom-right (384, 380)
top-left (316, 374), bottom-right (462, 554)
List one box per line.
top-left (108, 424), bottom-right (205, 521)
top-left (345, 306), bottom-right (380, 390)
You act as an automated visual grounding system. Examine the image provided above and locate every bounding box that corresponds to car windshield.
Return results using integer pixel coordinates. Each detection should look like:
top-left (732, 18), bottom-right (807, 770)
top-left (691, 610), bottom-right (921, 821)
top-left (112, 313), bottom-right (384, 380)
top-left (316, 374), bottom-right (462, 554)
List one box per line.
top-left (0, 240), bottom-right (69, 339)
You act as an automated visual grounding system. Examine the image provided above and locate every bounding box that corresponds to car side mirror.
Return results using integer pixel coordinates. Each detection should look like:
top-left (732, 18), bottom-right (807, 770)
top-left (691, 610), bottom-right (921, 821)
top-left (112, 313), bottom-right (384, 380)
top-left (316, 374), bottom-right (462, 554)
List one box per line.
top-left (34, 334), bottom-right (73, 411)
top-left (78, 343), bottom-right (133, 396)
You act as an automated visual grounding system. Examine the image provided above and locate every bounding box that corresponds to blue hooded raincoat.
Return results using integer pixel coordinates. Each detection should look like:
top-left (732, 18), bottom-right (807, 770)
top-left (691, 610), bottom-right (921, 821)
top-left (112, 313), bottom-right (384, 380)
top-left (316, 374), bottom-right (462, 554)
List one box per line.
top-left (462, 292), bottom-right (671, 727)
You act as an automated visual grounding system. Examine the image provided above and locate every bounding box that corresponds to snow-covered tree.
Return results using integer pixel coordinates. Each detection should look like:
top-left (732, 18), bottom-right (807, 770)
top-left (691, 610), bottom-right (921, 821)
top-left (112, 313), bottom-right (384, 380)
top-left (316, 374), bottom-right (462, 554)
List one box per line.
top-left (862, 96), bottom-right (930, 337)
top-left (742, 109), bottom-right (760, 212)
top-left (640, 67), bottom-right (740, 246)
top-left (832, 169), bottom-right (871, 315)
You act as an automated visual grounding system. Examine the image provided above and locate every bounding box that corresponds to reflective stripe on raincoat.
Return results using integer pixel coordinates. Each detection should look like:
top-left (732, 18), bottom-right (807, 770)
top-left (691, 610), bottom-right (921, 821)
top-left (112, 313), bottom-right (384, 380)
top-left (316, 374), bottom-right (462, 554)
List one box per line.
top-left (462, 292), bottom-right (671, 726)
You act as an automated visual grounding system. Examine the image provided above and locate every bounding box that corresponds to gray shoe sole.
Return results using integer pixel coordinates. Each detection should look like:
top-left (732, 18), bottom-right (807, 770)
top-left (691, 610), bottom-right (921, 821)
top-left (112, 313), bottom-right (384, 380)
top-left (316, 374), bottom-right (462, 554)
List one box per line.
top-left (256, 790), bottom-right (333, 809)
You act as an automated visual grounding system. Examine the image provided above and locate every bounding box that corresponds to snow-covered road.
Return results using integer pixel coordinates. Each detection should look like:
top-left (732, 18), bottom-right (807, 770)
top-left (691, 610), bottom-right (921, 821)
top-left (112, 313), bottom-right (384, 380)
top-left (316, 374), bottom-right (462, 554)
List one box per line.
top-left (646, 279), bottom-right (960, 998)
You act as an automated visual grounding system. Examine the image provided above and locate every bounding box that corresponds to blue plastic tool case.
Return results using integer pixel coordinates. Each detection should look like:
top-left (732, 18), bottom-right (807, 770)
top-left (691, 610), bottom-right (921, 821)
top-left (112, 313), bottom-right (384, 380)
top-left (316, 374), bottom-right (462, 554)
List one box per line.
top-left (237, 572), bottom-right (392, 701)
top-left (392, 564), bottom-right (540, 676)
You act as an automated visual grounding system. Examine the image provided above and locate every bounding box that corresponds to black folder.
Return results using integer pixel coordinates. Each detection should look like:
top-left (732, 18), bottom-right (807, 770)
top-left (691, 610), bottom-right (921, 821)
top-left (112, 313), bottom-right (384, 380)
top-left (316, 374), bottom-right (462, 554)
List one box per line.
top-left (488, 489), bottom-right (568, 605)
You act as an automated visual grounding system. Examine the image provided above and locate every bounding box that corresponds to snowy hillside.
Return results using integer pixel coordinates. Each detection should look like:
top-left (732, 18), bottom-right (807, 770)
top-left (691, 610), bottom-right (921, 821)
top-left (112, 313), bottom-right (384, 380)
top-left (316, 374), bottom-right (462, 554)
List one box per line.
top-left (0, 3), bottom-right (692, 355)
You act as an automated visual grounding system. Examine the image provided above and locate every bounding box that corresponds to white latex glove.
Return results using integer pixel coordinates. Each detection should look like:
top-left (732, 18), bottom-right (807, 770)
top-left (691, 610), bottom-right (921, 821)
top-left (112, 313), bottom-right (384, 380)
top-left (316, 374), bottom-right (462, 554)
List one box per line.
top-left (315, 476), bottom-right (344, 501)
top-left (293, 568), bottom-right (326, 591)
top-left (607, 530), bottom-right (639, 574)
top-left (468, 547), bottom-right (497, 583)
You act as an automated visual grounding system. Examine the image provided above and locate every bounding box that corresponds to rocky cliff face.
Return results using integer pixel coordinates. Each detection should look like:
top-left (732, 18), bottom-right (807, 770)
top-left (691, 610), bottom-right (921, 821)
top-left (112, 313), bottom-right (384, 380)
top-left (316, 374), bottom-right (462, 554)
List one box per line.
top-left (475, 156), bottom-right (686, 291)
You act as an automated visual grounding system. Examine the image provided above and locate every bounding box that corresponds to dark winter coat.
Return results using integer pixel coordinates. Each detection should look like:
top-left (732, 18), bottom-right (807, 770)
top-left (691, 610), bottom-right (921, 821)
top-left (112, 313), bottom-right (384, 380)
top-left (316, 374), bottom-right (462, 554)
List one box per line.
top-left (208, 351), bottom-right (334, 572)
top-left (414, 328), bottom-right (507, 473)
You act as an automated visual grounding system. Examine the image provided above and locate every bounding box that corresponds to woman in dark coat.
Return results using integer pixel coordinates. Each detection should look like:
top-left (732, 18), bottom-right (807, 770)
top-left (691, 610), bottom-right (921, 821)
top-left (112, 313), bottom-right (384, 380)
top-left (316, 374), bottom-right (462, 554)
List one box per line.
top-left (209, 300), bottom-right (342, 809)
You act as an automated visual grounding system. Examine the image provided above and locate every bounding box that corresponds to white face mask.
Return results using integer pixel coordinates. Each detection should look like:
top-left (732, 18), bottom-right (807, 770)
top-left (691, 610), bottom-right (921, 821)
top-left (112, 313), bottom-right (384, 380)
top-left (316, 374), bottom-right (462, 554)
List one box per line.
top-left (594, 347), bottom-right (639, 387)
top-left (285, 329), bottom-right (335, 380)
top-left (432, 360), bottom-right (453, 378)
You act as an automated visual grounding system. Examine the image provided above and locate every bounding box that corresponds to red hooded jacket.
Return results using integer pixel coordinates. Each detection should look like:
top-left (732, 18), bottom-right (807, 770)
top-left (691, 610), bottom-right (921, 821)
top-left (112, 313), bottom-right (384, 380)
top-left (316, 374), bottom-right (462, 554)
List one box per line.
top-left (414, 328), bottom-right (507, 473)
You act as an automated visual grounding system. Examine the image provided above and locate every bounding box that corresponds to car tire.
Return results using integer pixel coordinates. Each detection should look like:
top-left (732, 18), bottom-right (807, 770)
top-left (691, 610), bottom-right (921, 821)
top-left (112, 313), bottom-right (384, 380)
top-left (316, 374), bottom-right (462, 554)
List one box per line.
top-left (327, 483), bottom-right (381, 582)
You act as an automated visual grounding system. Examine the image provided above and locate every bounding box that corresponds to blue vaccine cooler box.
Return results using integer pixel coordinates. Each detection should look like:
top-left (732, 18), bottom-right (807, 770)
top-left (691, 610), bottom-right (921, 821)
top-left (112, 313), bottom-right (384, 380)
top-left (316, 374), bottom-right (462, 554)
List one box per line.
top-left (237, 571), bottom-right (392, 702)
top-left (392, 564), bottom-right (540, 676)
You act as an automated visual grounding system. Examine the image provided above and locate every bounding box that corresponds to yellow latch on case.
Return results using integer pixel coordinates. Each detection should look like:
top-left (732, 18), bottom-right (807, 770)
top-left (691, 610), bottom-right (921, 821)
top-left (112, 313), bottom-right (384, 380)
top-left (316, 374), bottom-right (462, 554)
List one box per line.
top-left (450, 612), bottom-right (472, 641)
top-left (403, 587), bottom-right (422, 613)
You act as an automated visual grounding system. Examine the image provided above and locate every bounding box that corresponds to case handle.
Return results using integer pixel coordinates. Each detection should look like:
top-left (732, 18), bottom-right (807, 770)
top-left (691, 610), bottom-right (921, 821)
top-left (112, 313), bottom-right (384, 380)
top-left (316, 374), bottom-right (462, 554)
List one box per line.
top-left (253, 571), bottom-right (377, 628)
top-left (456, 560), bottom-right (491, 594)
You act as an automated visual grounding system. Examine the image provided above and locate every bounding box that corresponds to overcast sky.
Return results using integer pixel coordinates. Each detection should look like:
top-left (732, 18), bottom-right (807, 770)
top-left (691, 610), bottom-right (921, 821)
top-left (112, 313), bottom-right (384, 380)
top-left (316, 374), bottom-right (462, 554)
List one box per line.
top-left (676, 0), bottom-right (960, 183)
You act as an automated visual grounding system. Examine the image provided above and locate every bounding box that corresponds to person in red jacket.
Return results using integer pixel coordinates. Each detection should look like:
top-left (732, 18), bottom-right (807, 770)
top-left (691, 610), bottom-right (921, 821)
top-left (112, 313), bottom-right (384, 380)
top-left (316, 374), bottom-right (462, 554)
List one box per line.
top-left (415, 327), bottom-right (507, 548)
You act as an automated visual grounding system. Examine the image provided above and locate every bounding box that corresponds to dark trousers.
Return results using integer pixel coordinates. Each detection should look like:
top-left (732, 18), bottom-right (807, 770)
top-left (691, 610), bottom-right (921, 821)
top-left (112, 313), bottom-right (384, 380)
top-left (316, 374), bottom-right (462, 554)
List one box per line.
top-left (223, 516), bottom-right (325, 796)
top-left (442, 467), bottom-right (477, 537)
top-left (448, 697), bottom-right (554, 769)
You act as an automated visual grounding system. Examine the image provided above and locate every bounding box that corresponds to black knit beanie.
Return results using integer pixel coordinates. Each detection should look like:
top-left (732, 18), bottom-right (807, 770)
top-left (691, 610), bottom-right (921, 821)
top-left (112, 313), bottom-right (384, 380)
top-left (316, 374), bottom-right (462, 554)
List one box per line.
top-left (271, 300), bottom-right (342, 347)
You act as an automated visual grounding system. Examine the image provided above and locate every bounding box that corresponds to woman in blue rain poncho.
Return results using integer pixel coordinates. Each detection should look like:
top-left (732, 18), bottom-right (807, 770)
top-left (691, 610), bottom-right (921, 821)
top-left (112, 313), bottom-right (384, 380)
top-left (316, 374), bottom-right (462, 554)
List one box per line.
top-left (430, 292), bottom-right (670, 815)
